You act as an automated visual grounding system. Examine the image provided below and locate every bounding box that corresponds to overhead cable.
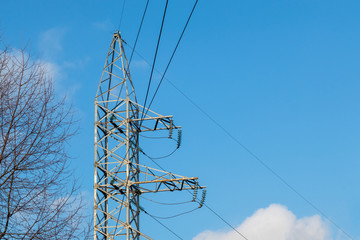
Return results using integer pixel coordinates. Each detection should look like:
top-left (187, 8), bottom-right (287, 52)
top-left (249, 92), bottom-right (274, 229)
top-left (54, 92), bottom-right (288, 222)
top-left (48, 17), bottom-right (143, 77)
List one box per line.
top-left (141, 195), bottom-right (193, 206)
top-left (118, 0), bottom-right (127, 30)
top-left (140, 0), bottom-right (169, 124)
top-left (148, 208), bottom-right (199, 220)
top-left (128, 0), bottom-right (149, 68)
top-left (166, 79), bottom-right (354, 240)
top-left (133, 199), bottom-right (184, 239)
top-left (146, 212), bottom-right (184, 240)
top-left (139, 130), bottom-right (181, 159)
top-left (139, 133), bottom-right (173, 139)
top-left (123, 43), bottom-right (354, 240)
top-left (142, 147), bottom-right (178, 160)
top-left (142, 0), bottom-right (199, 119)
top-left (203, 203), bottom-right (249, 240)
top-left (140, 144), bottom-right (249, 240)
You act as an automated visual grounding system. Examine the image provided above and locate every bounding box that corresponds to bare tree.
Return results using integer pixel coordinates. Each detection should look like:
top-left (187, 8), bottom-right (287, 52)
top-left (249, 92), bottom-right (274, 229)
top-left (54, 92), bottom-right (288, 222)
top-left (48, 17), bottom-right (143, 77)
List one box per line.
top-left (0, 42), bottom-right (89, 239)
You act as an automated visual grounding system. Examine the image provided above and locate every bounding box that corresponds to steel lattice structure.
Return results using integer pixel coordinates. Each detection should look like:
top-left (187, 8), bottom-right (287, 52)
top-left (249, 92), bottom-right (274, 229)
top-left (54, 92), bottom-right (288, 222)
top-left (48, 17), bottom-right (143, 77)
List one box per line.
top-left (94, 32), bottom-right (205, 240)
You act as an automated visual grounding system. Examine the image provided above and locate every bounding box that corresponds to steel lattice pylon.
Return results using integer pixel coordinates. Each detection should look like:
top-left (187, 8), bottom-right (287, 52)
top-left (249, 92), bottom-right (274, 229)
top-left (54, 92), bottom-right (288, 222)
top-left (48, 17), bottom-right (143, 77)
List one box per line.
top-left (94, 32), bottom-right (205, 240)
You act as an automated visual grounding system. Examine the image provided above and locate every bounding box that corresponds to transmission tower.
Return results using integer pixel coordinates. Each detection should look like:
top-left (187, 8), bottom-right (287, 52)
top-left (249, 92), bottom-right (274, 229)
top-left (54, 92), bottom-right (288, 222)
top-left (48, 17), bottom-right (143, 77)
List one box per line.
top-left (94, 32), bottom-right (205, 240)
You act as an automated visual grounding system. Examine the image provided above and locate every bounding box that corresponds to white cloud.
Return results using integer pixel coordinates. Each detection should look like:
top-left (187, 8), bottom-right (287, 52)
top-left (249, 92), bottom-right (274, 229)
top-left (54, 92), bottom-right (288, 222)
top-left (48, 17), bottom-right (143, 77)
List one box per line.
top-left (193, 204), bottom-right (331, 240)
top-left (62, 56), bottom-right (91, 69)
top-left (42, 60), bottom-right (61, 80)
top-left (131, 59), bottom-right (149, 70)
top-left (4, 48), bottom-right (60, 83)
top-left (38, 27), bottom-right (67, 60)
top-left (93, 19), bottom-right (114, 32)
top-left (37, 27), bottom-right (84, 98)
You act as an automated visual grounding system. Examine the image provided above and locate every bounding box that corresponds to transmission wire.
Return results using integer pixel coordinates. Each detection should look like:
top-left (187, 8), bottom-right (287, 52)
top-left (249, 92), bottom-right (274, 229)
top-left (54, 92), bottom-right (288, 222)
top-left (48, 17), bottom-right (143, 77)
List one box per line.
top-left (120, 2), bottom-right (353, 238)
top-left (123, 42), bottom-right (249, 238)
top-left (144, 150), bottom-right (177, 160)
top-left (142, 145), bottom-right (178, 160)
top-left (118, 0), bottom-right (126, 30)
top-left (146, 213), bottom-right (184, 240)
top-left (123, 42), bottom-right (354, 240)
top-left (166, 79), bottom-right (354, 240)
top-left (141, 146), bottom-right (249, 239)
top-left (141, 195), bottom-right (193, 206)
top-left (139, 133), bottom-right (174, 139)
top-left (148, 208), bottom-right (199, 220)
top-left (144, 0), bottom-right (199, 119)
top-left (144, 153), bottom-right (166, 171)
top-left (128, 0), bottom-right (149, 68)
top-left (140, 0), bottom-right (169, 124)
top-left (202, 203), bottom-right (249, 240)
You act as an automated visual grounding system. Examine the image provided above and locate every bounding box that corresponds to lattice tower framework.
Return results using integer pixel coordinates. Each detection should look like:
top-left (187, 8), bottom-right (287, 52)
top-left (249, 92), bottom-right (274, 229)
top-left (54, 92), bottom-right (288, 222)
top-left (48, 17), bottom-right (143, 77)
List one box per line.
top-left (94, 32), bottom-right (205, 240)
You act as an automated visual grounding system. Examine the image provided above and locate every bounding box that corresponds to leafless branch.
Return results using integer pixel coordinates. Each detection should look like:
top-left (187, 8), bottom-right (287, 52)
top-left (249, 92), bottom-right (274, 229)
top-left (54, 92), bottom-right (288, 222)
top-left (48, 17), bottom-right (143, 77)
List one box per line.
top-left (0, 40), bottom-right (90, 239)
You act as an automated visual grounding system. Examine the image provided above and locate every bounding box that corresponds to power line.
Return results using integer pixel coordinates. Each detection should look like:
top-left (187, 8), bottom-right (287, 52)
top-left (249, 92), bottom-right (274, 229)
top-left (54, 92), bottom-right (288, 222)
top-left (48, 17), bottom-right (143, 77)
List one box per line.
top-left (146, 212), bottom-right (184, 240)
top-left (144, 152), bottom-right (166, 172)
top-left (143, 0), bottom-right (199, 119)
top-left (139, 133), bottom-right (173, 139)
top-left (140, 0), bottom-right (169, 124)
top-left (123, 43), bottom-right (354, 240)
top-left (165, 79), bottom-right (354, 240)
top-left (142, 147), bottom-right (178, 160)
top-left (140, 135), bottom-right (250, 239)
top-left (148, 208), bottom-right (199, 220)
top-left (141, 195), bottom-right (193, 206)
top-left (118, 0), bottom-right (126, 30)
top-left (128, 0), bottom-right (149, 68)
top-left (203, 204), bottom-right (249, 240)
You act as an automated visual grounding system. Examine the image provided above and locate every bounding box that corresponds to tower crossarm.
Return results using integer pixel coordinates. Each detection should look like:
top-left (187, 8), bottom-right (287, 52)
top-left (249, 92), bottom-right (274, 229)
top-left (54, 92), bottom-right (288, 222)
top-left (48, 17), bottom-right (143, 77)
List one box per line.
top-left (127, 101), bottom-right (181, 133)
top-left (132, 116), bottom-right (181, 133)
top-left (129, 163), bottom-right (206, 194)
top-left (134, 177), bottom-right (201, 193)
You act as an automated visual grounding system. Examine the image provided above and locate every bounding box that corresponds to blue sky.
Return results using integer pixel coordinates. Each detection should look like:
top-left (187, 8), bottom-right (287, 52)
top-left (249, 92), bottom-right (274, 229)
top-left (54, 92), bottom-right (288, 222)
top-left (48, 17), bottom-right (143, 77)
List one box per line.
top-left (1, 1), bottom-right (360, 239)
